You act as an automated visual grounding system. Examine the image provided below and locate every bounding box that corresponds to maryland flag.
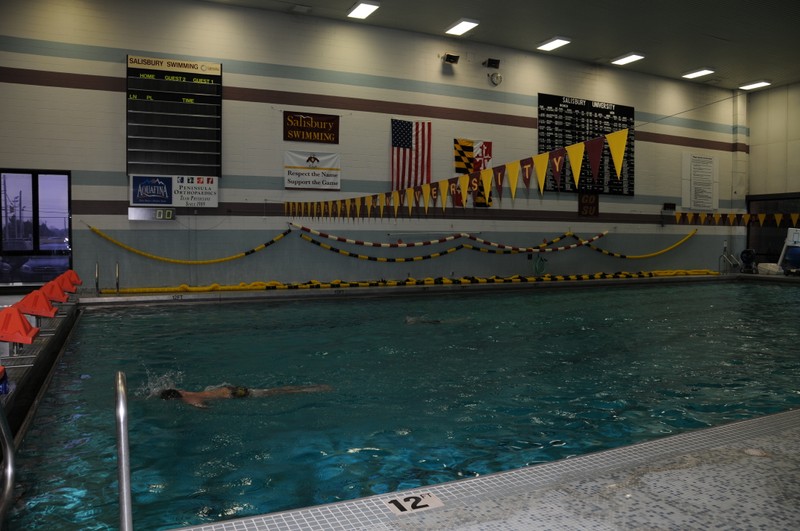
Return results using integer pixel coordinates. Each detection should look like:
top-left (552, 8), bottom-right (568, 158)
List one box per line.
top-left (454, 138), bottom-right (493, 207)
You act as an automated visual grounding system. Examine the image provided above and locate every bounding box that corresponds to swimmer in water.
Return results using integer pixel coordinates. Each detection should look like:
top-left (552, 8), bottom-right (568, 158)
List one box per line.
top-left (404, 315), bottom-right (469, 325)
top-left (159, 384), bottom-right (332, 408)
top-left (404, 315), bottom-right (442, 325)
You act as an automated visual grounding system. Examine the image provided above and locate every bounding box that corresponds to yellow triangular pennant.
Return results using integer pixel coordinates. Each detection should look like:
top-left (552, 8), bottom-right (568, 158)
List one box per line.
top-left (713, 213), bottom-right (721, 225)
top-left (406, 188), bottom-right (414, 216)
top-left (792, 213), bottom-right (799, 227)
top-left (758, 213), bottom-right (767, 226)
top-left (687, 212), bottom-right (695, 224)
top-left (564, 142), bottom-right (585, 188)
top-left (392, 190), bottom-right (400, 218)
top-left (422, 183), bottom-right (431, 214)
top-left (675, 212), bottom-right (682, 224)
top-left (438, 180), bottom-right (449, 213)
top-left (699, 213), bottom-right (707, 224)
top-left (505, 160), bottom-right (520, 200)
top-left (727, 213), bottom-right (737, 225)
top-left (774, 213), bottom-right (783, 227)
top-left (605, 129), bottom-right (628, 179)
top-left (459, 175), bottom-right (470, 207)
top-left (742, 213), bottom-right (751, 225)
top-left (480, 168), bottom-right (493, 203)
top-left (533, 153), bottom-right (549, 195)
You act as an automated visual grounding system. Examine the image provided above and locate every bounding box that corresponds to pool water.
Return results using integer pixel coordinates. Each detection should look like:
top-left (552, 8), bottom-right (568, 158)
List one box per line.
top-left (8, 282), bottom-right (800, 529)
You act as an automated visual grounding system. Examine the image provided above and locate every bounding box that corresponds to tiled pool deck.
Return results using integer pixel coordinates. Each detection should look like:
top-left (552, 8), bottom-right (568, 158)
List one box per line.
top-left (170, 406), bottom-right (800, 531)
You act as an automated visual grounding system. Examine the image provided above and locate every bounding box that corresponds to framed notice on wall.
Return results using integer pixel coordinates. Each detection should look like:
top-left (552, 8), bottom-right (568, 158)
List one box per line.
top-left (681, 153), bottom-right (718, 210)
top-left (126, 55), bottom-right (222, 178)
top-left (538, 93), bottom-right (635, 196)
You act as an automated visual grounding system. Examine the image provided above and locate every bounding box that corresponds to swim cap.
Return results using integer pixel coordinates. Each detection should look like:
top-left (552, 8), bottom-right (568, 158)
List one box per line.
top-left (160, 389), bottom-right (182, 400)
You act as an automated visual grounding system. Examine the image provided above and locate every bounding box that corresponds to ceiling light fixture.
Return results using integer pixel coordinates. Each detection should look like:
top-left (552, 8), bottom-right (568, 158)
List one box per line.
top-left (739, 80), bottom-right (771, 90)
top-left (537, 36), bottom-right (571, 52)
top-left (445, 18), bottom-right (479, 36)
top-left (682, 68), bottom-right (715, 79)
top-left (611, 53), bottom-right (644, 66)
top-left (347, 1), bottom-right (380, 19)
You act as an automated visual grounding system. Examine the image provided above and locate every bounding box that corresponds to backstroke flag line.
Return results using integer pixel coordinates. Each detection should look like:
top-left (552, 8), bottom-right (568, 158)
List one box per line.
top-left (391, 119), bottom-right (432, 190)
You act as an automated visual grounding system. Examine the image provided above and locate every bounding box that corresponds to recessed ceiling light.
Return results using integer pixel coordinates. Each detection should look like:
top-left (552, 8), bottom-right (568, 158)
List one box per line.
top-left (611, 53), bottom-right (644, 66)
top-left (537, 37), bottom-right (571, 52)
top-left (347, 1), bottom-right (380, 19)
top-left (739, 80), bottom-right (771, 90)
top-left (445, 18), bottom-right (479, 36)
top-left (682, 68), bottom-right (715, 79)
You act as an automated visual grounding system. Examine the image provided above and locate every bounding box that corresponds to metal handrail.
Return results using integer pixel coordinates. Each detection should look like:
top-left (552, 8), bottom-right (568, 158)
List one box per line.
top-left (115, 372), bottom-right (133, 531)
top-left (0, 402), bottom-right (16, 527)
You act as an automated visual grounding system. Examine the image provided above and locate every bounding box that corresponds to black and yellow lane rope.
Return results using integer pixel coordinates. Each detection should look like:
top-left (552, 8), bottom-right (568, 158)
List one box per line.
top-left (464, 231), bottom-right (608, 254)
top-left (98, 269), bottom-right (719, 294)
top-left (290, 223), bottom-right (463, 247)
top-left (299, 233), bottom-right (463, 262)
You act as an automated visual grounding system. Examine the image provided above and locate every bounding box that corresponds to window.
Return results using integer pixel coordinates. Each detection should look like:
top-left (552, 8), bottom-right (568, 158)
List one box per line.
top-left (1, 170), bottom-right (71, 284)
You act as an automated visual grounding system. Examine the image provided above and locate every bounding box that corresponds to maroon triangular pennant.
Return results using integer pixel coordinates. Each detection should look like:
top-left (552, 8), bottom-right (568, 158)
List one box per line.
top-left (493, 165), bottom-right (506, 199)
top-left (448, 177), bottom-right (464, 207)
top-left (549, 148), bottom-right (566, 188)
top-left (585, 136), bottom-right (605, 184)
top-left (520, 157), bottom-right (533, 189)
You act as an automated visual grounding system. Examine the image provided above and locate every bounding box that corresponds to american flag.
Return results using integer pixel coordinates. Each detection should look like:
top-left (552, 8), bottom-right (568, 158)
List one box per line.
top-left (391, 119), bottom-right (431, 190)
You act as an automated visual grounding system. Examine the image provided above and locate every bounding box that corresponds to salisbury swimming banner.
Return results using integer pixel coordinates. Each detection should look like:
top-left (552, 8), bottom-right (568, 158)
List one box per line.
top-left (284, 151), bottom-right (341, 190)
top-left (130, 175), bottom-right (219, 208)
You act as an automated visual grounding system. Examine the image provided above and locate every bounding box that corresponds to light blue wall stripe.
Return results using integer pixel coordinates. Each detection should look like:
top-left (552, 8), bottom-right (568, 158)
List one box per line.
top-left (2, 35), bottom-right (739, 135)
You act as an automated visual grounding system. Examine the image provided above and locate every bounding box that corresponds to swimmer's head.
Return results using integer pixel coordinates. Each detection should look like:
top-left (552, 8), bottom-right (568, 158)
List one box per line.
top-left (160, 388), bottom-right (182, 400)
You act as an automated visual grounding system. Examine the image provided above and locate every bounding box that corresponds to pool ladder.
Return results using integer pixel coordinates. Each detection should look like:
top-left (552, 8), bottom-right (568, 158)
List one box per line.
top-left (0, 402), bottom-right (15, 528)
top-left (719, 240), bottom-right (741, 274)
top-left (115, 372), bottom-right (134, 531)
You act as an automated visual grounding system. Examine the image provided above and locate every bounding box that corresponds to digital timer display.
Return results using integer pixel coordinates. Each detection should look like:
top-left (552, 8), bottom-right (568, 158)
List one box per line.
top-left (128, 207), bottom-right (177, 221)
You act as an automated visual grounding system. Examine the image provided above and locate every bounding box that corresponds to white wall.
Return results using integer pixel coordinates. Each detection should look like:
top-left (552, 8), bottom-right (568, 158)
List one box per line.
top-left (0, 0), bottom-right (759, 288)
top-left (748, 82), bottom-right (800, 195)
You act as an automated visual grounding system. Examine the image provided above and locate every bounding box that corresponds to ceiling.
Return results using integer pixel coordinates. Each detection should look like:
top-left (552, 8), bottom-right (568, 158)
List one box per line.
top-left (200, 0), bottom-right (800, 91)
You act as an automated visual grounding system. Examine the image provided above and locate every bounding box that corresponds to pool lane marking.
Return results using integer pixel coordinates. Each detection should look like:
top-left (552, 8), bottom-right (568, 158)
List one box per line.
top-left (384, 492), bottom-right (444, 516)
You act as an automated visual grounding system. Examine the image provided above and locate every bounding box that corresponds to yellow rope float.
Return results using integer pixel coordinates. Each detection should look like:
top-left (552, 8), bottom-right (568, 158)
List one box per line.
top-left (87, 224), bottom-right (291, 265)
top-left (573, 229), bottom-right (698, 259)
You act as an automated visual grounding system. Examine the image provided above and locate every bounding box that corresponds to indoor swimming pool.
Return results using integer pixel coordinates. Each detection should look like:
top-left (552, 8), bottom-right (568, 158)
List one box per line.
top-left (8, 281), bottom-right (800, 530)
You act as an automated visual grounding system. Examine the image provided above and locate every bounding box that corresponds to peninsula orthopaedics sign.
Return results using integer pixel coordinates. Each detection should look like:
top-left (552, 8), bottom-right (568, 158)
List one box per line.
top-left (283, 111), bottom-right (340, 144)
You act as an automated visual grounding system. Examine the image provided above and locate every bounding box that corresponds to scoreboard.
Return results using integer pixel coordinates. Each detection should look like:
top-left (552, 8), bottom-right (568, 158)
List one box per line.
top-left (126, 55), bottom-right (222, 177)
top-left (538, 93), bottom-right (635, 196)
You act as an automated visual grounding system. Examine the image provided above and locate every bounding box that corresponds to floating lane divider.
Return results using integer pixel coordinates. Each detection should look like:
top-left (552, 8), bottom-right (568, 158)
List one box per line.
top-left (571, 229), bottom-right (698, 259)
top-left (290, 223), bottom-right (462, 247)
top-left (293, 225), bottom-right (607, 258)
top-left (464, 231), bottom-right (608, 254)
top-left (299, 233), bottom-right (463, 262)
top-left (98, 269), bottom-right (720, 294)
top-left (87, 224), bottom-right (291, 265)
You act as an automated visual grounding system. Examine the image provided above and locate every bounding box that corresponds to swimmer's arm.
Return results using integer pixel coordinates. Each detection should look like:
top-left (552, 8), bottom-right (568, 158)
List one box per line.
top-left (250, 384), bottom-right (333, 397)
top-left (180, 393), bottom-right (211, 408)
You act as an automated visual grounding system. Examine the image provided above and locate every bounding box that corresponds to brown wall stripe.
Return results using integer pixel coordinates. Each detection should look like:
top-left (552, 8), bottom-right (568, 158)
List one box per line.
top-left (1, 66), bottom-right (745, 152)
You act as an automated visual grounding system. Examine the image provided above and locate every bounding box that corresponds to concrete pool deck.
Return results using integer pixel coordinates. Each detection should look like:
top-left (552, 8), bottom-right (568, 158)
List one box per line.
top-left (172, 407), bottom-right (800, 530)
